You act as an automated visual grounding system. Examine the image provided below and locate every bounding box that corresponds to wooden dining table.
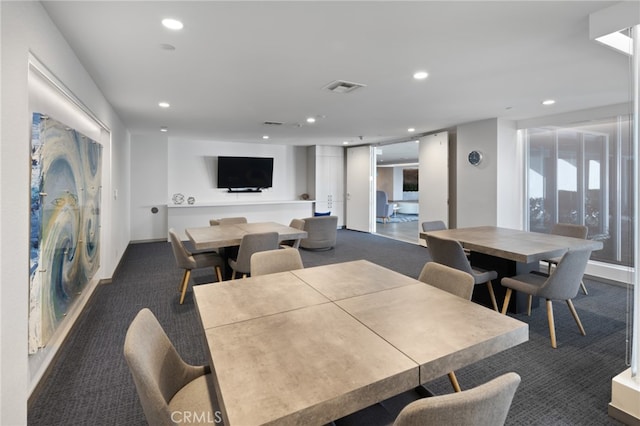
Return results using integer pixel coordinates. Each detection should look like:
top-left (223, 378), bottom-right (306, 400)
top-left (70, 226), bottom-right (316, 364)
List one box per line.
top-left (419, 226), bottom-right (603, 311)
top-left (185, 221), bottom-right (307, 250)
top-left (194, 260), bottom-right (528, 425)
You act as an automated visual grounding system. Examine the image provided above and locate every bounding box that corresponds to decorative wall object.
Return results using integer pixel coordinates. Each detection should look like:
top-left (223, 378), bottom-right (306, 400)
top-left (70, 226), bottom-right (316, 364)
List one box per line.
top-left (29, 113), bottom-right (102, 354)
top-left (172, 193), bottom-right (185, 204)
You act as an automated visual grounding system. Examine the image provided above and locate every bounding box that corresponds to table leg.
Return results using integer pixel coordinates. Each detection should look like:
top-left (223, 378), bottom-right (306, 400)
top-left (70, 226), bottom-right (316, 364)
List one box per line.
top-left (469, 252), bottom-right (539, 314)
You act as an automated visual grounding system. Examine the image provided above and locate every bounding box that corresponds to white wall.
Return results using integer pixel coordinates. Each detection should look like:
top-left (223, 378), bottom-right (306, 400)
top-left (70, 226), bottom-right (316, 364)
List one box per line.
top-left (128, 138), bottom-right (310, 240)
top-left (0, 2), bottom-right (130, 422)
top-left (456, 119), bottom-right (499, 227)
top-left (496, 119), bottom-right (523, 229)
top-left (131, 134), bottom-right (168, 241)
top-left (167, 138), bottom-right (307, 204)
top-left (419, 133), bottom-right (449, 226)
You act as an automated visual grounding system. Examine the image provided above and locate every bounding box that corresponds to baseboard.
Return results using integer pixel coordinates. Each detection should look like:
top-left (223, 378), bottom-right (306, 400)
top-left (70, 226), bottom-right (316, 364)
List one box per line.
top-left (609, 403), bottom-right (640, 426)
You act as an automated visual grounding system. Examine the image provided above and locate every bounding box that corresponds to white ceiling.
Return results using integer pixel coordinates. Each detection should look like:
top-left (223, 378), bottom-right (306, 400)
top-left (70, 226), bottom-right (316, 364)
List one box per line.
top-left (42, 1), bottom-right (630, 160)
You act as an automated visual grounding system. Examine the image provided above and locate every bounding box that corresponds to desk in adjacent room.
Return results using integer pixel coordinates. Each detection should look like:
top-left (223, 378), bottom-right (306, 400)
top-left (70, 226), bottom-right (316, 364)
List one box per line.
top-left (194, 260), bottom-right (528, 425)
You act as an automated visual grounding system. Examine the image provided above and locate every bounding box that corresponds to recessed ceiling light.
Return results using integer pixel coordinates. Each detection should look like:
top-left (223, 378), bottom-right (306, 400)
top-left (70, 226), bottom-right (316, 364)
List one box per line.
top-left (413, 71), bottom-right (428, 80)
top-left (408, 128), bottom-right (416, 132)
top-left (343, 141), bottom-right (349, 145)
top-left (158, 101), bottom-right (170, 108)
top-left (160, 126), bottom-right (168, 132)
top-left (542, 99), bottom-right (556, 106)
top-left (306, 117), bottom-right (316, 123)
top-left (162, 18), bottom-right (183, 30)
top-left (262, 135), bottom-right (269, 140)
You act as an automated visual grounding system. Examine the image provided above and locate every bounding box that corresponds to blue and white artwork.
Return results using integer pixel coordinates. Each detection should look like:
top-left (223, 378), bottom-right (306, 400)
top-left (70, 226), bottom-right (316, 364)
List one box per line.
top-left (29, 113), bottom-right (102, 354)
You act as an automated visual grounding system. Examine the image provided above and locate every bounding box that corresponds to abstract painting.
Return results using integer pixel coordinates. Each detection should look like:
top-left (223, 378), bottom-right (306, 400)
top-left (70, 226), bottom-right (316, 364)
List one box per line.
top-left (29, 113), bottom-right (102, 354)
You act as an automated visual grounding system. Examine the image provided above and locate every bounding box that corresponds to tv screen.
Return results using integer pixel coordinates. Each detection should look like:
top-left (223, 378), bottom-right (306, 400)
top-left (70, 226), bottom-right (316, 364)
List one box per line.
top-left (217, 156), bottom-right (274, 189)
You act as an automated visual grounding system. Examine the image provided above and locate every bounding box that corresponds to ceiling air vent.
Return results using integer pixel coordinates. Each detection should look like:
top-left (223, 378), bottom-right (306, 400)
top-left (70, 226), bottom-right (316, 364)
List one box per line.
top-left (323, 80), bottom-right (366, 94)
top-left (263, 121), bottom-right (285, 126)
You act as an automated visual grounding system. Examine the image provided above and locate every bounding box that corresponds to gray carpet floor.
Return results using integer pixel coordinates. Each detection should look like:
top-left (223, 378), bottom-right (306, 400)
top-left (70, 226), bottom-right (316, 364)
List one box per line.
top-left (28, 229), bottom-right (629, 425)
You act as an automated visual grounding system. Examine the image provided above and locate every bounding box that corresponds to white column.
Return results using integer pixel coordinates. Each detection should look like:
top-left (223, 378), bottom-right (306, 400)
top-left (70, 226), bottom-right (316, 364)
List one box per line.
top-left (609, 23), bottom-right (640, 425)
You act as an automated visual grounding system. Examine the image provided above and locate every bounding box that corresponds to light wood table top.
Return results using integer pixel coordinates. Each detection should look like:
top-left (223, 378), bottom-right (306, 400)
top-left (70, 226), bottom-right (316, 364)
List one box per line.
top-left (186, 221), bottom-right (307, 250)
top-left (420, 226), bottom-right (603, 263)
top-left (194, 260), bottom-right (528, 425)
top-left (337, 283), bottom-right (528, 383)
top-left (291, 259), bottom-right (418, 300)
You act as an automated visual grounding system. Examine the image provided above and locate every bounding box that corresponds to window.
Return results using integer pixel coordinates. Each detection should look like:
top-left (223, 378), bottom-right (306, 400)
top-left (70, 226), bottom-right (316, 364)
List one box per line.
top-left (525, 116), bottom-right (633, 266)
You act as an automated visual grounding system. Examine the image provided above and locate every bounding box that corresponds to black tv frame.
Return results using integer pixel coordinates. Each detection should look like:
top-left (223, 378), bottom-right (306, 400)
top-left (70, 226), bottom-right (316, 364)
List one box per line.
top-left (216, 156), bottom-right (274, 192)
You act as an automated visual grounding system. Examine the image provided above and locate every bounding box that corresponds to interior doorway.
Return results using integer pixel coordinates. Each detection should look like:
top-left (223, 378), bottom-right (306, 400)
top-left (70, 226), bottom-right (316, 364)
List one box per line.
top-left (375, 140), bottom-right (421, 244)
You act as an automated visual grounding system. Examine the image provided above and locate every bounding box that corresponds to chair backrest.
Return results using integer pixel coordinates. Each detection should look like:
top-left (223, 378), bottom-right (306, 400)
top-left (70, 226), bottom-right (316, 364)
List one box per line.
top-left (551, 223), bottom-right (588, 239)
top-left (300, 216), bottom-right (339, 249)
top-left (418, 262), bottom-right (475, 300)
top-left (124, 308), bottom-right (205, 426)
top-left (393, 372), bottom-right (521, 426)
top-left (168, 228), bottom-right (196, 270)
top-left (281, 218), bottom-right (306, 248)
top-left (251, 248), bottom-right (304, 276)
top-left (539, 247), bottom-right (592, 300)
top-left (234, 232), bottom-right (280, 273)
top-left (217, 217), bottom-right (247, 225)
top-left (424, 234), bottom-right (473, 275)
top-left (421, 220), bottom-right (447, 232)
top-left (376, 190), bottom-right (390, 216)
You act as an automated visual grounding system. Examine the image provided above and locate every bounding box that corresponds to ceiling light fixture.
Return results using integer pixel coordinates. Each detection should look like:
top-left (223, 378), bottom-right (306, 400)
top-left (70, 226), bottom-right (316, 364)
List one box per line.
top-left (413, 71), bottom-right (428, 80)
top-left (595, 31), bottom-right (633, 55)
top-left (343, 141), bottom-right (349, 145)
top-left (262, 135), bottom-right (269, 140)
top-left (542, 99), bottom-right (556, 106)
top-left (589, 3), bottom-right (637, 56)
top-left (162, 18), bottom-right (184, 30)
top-left (408, 128), bottom-right (416, 132)
top-left (160, 127), bottom-right (168, 132)
top-left (306, 117), bottom-right (316, 124)
top-left (158, 101), bottom-right (170, 108)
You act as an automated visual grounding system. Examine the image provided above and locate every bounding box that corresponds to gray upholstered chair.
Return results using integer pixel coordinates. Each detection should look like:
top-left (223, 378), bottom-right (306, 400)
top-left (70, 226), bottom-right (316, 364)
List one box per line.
top-left (421, 220), bottom-right (447, 232)
top-left (250, 248), bottom-right (304, 276)
top-left (335, 372), bottom-right (520, 426)
top-left (421, 220), bottom-right (470, 257)
top-left (169, 228), bottom-right (224, 304)
top-left (376, 190), bottom-right (394, 223)
top-left (300, 216), bottom-right (338, 250)
top-left (418, 262), bottom-right (475, 392)
top-left (280, 218), bottom-right (305, 249)
top-left (425, 234), bottom-right (499, 311)
top-left (124, 308), bottom-right (220, 426)
top-left (501, 247), bottom-right (592, 348)
top-left (210, 216), bottom-right (247, 226)
top-left (392, 372), bottom-right (521, 426)
top-left (228, 232), bottom-right (280, 279)
top-left (544, 223), bottom-right (589, 295)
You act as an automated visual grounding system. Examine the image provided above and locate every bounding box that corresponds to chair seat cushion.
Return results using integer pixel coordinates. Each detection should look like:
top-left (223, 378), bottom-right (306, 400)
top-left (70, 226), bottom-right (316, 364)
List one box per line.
top-left (168, 373), bottom-right (220, 425)
top-left (501, 272), bottom-right (548, 296)
top-left (192, 251), bottom-right (224, 269)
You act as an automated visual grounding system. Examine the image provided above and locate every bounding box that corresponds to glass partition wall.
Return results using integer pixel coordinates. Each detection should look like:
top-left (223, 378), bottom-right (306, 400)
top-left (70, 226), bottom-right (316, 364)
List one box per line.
top-left (524, 116), bottom-right (633, 266)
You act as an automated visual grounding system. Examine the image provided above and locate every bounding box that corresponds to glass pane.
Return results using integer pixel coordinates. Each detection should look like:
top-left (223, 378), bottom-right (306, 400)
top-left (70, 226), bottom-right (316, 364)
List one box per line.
top-left (528, 129), bottom-right (554, 233)
top-left (557, 130), bottom-right (579, 225)
top-left (525, 116), bottom-right (634, 267)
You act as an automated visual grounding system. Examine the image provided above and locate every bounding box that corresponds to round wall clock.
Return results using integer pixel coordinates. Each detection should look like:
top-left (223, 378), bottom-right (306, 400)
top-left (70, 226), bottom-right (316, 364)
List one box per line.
top-left (468, 150), bottom-right (483, 166)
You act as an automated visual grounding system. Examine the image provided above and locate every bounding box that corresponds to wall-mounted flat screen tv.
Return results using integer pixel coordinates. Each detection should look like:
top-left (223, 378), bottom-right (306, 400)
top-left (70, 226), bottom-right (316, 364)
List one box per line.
top-left (217, 156), bottom-right (274, 190)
